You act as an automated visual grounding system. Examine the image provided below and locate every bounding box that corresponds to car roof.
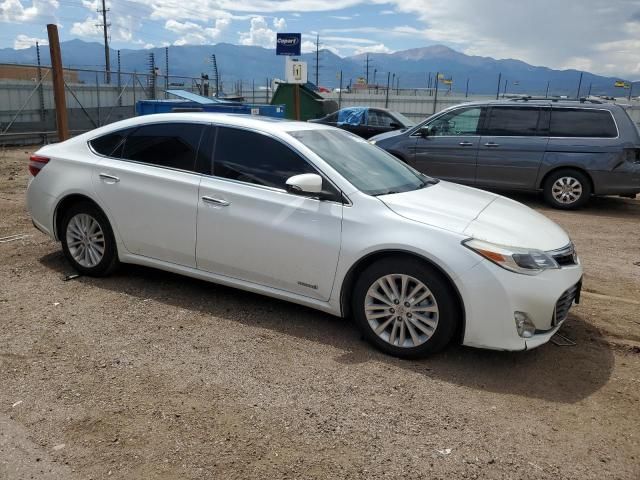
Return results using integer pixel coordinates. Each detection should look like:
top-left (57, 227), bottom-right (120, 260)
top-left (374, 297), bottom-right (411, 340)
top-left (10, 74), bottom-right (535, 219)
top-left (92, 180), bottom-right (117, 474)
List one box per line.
top-left (81, 112), bottom-right (334, 141)
top-left (445, 99), bottom-right (621, 110)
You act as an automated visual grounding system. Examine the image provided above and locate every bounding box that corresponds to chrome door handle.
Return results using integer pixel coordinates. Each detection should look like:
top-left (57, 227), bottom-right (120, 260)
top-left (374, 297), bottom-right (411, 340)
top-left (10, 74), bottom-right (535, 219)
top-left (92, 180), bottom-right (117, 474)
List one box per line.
top-left (459, 141), bottom-right (474, 146)
top-left (99, 173), bottom-right (120, 183)
top-left (484, 142), bottom-right (500, 147)
top-left (202, 196), bottom-right (230, 207)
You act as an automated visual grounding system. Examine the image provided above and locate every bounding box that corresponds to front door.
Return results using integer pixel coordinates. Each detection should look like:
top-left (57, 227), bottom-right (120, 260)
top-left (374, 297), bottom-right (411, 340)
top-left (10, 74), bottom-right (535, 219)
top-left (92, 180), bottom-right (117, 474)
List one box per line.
top-left (412, 106), bottom-right (485, 184)
top-left (196, 126), bottom-right (343, 301)
top-left (476, 106), bottom-right (548, 189)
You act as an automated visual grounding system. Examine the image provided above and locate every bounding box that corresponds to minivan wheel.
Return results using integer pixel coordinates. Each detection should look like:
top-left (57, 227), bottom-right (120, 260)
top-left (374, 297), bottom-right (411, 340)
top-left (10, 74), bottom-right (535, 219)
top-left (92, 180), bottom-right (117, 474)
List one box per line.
top-left (543, 169), bottom-right (592, 209)
top-left (61, 201), bottom-right (118, 276)
top-left (352, 257), bottom-right (459, 358)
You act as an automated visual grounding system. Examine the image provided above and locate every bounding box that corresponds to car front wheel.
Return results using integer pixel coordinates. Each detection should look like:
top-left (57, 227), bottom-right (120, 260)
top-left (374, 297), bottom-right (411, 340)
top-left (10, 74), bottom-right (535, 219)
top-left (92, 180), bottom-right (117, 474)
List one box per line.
top-left (352, 257), bottom-right (459, 358)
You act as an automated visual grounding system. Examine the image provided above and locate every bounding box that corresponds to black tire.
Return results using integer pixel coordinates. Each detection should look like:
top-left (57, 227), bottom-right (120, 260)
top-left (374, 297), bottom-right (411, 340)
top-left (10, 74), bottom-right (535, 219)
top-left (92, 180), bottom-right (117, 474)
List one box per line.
top-left (543, 169), bottom-right (592, 210)
top-left (60, 201), bottom-right (118, 276)
top-left (352, 256), bottom-right (460, 358)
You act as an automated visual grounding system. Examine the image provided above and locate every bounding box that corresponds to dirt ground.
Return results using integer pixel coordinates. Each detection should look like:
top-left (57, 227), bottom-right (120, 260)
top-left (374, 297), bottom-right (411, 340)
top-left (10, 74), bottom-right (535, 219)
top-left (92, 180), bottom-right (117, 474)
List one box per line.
top-left (1, 146), bottom-right (639, 480)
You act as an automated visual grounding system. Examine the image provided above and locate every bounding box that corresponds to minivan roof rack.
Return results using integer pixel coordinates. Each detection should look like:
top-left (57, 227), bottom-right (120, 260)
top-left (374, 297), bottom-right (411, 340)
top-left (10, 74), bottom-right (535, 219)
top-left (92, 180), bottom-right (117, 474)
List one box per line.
top-left (506, 95), bottom-right (603, 104)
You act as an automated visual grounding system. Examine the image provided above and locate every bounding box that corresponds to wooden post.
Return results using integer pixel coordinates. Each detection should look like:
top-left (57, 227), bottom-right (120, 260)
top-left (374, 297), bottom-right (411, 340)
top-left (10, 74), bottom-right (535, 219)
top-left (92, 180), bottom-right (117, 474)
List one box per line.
top-left (293, 83), bottom-right (301, 120)
top-left (47, 24), bottom-right (69, 141)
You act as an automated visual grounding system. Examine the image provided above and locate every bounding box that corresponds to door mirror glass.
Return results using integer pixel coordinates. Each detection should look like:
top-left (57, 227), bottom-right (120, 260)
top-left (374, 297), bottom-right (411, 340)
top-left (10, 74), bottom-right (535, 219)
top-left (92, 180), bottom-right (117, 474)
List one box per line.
top-left (419, 126), bottom-right (432, 137)
top-left (286, 173), bottom-right (323, 195)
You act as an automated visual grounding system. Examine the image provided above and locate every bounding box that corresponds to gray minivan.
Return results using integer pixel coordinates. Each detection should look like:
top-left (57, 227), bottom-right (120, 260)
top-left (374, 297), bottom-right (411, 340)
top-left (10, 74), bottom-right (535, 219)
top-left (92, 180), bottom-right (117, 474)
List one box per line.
top-left (370, 99), bottom-right (640, 209)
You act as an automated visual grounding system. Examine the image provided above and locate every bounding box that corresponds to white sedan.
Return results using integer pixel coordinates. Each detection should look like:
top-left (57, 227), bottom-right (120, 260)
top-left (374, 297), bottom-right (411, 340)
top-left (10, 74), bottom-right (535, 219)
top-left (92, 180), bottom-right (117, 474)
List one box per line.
top-left (26, 113), bottom-right (582, 357)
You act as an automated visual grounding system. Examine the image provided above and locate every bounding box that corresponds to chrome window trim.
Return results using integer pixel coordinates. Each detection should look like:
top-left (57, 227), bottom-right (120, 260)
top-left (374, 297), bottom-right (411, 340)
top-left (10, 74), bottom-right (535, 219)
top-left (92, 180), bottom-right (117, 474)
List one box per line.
top-left (207, 123), bottom-right (352, 206)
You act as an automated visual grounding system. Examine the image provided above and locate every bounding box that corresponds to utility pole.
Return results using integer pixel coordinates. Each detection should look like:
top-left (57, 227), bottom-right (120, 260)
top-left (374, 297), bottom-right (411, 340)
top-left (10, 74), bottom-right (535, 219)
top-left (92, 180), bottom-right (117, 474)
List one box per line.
top-left (587, 82), bottom-right (592, 97)
top-left (496, 72), bottom-right (502, 100)
top-left (365, 53), bottom-right (371, 85)
top-left (117, 49), bottom-right (122, 106)
top-left (545, 80), bottom-right (550, 98)
top-left (315, 33), bottom-right (320, 86)
top-left (465, 78), bottom-right (469, 98)
top-left (35, 41), bottom-right (45, 122)
top-left (396, 76), bottom-right (400, 95)
top-left (211, 54), bottom-right (219, 97)
top-left (503, 79), bottom-right (508, 98)
top-left (97, 0), bottom-right (111, 83)
top-left (576, 71), bottom-right (583, 99)
top-left (628, 82), bottom-right (634, 101)
top-left (338, 70), bottom-right (343, 109)
top-left (46, 24), bottom-right (69, 141)
top-left (433, 71), bottom-right (439, 114)
top-left (165, 47), bottom-right (169, 97)
top-left (385, 71), bottom-right (390, 108)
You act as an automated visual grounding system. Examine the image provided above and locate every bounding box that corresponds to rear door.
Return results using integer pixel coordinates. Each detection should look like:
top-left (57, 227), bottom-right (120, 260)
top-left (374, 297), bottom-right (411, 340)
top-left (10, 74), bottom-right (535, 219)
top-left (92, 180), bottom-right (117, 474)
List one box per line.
top-left (476, 106), bottom-right (549, 189)
top-left (92, 122), bottom-right (209, 267)
top-left (412, 106), bottom-right (485, 184)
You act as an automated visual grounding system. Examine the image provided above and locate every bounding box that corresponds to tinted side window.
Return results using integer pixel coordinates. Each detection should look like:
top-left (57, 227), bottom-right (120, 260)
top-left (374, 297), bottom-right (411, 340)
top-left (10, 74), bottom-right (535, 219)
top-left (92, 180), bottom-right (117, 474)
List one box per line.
top-left (485, 107), bottom-right (540, 136)
top-left (213, 127), bottom-right (316, 189)
top-left (550, 108), bottom-right (617, 138)
top-left (90, 128), bottom-right (132, 157)
top-left (122, 123), bottom-right (205, 171)
top-left (368, 111), bottom-right (394, 127)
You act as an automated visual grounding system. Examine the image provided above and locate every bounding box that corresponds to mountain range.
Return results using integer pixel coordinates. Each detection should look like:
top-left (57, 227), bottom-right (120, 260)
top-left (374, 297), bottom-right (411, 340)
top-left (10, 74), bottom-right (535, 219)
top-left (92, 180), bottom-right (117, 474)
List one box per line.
top-left (0, 39), bottom-right (626, 96)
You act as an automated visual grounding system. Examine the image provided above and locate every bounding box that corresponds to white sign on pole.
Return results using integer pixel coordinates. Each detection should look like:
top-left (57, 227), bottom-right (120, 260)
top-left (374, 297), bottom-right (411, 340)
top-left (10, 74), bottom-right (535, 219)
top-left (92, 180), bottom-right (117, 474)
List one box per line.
top-left (285, 56), bottom-right (308, 84)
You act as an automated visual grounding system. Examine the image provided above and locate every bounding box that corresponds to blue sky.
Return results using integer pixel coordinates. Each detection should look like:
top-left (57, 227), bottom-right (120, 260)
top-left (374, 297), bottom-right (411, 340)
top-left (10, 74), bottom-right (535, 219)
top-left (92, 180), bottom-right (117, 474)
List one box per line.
top-left (1, 0), bottom-right (639, 78)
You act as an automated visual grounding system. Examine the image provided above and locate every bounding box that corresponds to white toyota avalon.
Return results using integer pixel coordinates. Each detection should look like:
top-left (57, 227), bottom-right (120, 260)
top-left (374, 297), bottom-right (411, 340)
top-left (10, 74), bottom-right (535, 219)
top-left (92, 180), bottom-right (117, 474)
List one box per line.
top-left (26, 113), bottom-right (582, 357)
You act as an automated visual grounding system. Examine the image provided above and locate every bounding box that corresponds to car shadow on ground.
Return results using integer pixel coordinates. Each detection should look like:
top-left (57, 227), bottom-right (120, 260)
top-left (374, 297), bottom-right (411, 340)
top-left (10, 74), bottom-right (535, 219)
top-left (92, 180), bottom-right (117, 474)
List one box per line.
top-left (40, 252), bottom-right (615, 405)
top-left (489, 189), bottom-right (640, 220)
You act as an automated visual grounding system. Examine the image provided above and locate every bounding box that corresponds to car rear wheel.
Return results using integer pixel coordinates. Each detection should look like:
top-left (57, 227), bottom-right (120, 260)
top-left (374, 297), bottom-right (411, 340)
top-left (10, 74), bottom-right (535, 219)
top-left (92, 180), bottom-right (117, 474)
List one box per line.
top-left (352, 257), bottom-right (459, 358)
top-left (61, 201), bottom-right (118, 276)
top-left (543, 169), bottom-right (592, 209)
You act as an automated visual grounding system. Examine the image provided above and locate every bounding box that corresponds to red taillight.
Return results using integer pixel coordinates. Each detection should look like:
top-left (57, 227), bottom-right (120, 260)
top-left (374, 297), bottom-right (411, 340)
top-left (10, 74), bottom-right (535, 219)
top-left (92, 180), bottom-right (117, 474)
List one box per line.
top-left (28, 155), bottom-right (50, 176)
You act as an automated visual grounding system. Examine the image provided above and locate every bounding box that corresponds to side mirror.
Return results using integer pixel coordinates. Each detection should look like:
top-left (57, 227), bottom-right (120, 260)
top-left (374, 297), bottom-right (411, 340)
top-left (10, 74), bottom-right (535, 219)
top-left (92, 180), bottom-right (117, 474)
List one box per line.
top-left (286, 173), bottom-right (323, 195)
top-left (389, 122), bottom-right (401, 129)
top-left (419, 126), bottom-right (432, 138)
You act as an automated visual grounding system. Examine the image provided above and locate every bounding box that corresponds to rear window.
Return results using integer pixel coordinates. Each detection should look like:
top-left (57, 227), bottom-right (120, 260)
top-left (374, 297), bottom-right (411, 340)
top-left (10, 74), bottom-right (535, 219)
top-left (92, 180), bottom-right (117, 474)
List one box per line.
top-left (550, 108), bottom-right (617, 138)
top-left (89, 128), bottom-right (132, 157)
top-left (484, 107), bottom-right (540, 136)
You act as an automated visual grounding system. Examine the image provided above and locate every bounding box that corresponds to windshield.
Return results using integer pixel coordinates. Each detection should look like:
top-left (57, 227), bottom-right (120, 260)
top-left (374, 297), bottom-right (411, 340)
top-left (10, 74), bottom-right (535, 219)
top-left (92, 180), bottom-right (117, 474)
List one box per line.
top-left (288, 129), bottom-right (435, 196)
top-left (392, 112), bottom-right (415, 127)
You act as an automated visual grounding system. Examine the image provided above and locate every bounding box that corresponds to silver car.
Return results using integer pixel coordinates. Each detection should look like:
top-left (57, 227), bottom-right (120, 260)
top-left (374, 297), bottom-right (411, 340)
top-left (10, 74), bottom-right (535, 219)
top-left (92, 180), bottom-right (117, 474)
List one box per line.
top-left (371, 99), bottom-right (640, 209)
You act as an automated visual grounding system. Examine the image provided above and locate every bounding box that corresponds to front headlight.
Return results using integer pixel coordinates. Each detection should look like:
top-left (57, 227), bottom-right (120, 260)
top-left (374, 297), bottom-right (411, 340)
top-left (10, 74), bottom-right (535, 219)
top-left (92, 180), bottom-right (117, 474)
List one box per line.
top-left (463, 238), bottom-right (559, 275)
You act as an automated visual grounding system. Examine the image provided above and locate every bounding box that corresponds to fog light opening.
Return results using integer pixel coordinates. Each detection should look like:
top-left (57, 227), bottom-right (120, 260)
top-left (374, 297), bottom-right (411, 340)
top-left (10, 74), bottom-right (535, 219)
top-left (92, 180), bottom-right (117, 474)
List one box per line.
top-left (514, 311), bottom-right (536, 338)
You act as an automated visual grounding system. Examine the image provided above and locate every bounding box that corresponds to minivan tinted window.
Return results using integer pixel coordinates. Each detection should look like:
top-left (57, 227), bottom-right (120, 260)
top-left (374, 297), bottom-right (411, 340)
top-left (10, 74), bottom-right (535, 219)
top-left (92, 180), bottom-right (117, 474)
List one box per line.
top-left (213, 127), bottom-right (316, 189)
top-left (550, 108), bottom-right (617, 138)
top-left (485, 107), bottom-right (540, 136)
top-left (122, 122), bottom-right (205, 171)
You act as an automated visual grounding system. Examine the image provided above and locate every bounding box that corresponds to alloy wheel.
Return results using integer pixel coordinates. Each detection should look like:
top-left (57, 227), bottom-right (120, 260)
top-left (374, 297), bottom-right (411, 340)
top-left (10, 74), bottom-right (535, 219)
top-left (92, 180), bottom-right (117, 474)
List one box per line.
top-left (66, 213), bottom-right (105, 268)
top-left (551, 176), bottom-right (583, 205)
top-left (364, 274), bottom-right (439, 348)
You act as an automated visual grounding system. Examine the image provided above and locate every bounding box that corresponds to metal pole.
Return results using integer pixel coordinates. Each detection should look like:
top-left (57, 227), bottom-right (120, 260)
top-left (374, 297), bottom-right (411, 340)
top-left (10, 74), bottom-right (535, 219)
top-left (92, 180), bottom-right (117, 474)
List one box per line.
top-left (46, 24), bottom-right (69, 141)
top-left (503, 79), bottom-right (508, 98)
top-left (338, 70), bottom-right (343, 109)
top-left (576, 71), bottom-right (583, 99)
top-left (132, 72), bottom-right (136, 115)
top-left (100, 0), bottom-right (111, 83)
top-left (117, 50), bottom-right (122, 107)
top-left (433, 71), bottom-right (439, 114)
top-left (385, 71), bottom-right (390, 108)
top-left (465, 78), bottom-right (469, 98)
top-left (587, 83), bottom-right (592, 97)
top-left (266, 77), bottom-right (269, 103)
top-left (252, 79), bottom-right (255, 103)
top-left (315, 33), bottom-right (320, 86)
top-left (36, 41), bottom-right (45, 123)
top-left (628, 82), bottom-right (633, 101)
top-left (545, 80), bottom-right (550, 98)
top-left (495, 72), bottom-right (502, 100)
top-left (396, 76), bottom-right (400, 95)
top-left (165, 47), bottom-right (169, 99)
top-left (96, 73), bottom-right (101, 127)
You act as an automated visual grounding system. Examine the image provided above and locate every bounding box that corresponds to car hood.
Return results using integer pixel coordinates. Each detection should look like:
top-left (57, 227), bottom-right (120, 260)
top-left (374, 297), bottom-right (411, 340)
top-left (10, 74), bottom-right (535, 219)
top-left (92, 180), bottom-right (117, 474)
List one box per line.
top-left (379, 182), bottom-right (570, 251)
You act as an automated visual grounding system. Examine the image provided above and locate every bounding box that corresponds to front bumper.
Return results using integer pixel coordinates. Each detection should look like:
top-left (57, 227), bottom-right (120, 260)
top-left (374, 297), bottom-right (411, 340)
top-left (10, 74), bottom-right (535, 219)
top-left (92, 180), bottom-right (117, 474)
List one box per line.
top-left (456, 258), bottom-right (583, 351)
